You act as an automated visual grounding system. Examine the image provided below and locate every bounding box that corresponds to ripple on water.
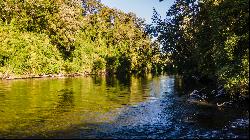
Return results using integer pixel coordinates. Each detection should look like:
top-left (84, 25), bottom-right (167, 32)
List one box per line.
top-left (230, 118), bottom-right (249, 129)
top-left (0, 76), bottom-right (248, 139)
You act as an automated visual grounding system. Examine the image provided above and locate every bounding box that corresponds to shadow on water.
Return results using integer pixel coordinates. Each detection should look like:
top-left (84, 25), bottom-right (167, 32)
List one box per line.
top-left (105, 74), bottom-right (132, 87)
top-left (56, 89), bottom-right (74, 113)
top-left (92, 76), bottom-right (103, 86)
top-left (0, 75), bottom-right (248, 139)
top-left (46, 76), bottom-right (249, 139)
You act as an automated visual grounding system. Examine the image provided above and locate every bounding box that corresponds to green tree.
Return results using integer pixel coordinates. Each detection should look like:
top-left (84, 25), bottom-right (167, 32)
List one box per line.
top-left (0, 0), bottom-right (158, 77)
top-left (152, 0), bottom-right (249, 96)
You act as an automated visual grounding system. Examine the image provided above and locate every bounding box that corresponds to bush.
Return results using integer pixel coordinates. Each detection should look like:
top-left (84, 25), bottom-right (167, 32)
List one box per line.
top-left (0, 25), bottom-right (63, 75)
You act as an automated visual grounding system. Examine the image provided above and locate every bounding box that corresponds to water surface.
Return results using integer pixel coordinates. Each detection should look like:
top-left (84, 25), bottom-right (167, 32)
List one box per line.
top-left (0, 75), bottom-right (248, 139)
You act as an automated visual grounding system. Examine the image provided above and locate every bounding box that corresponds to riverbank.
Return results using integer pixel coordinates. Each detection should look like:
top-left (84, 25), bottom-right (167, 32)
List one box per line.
top-left (188, 87), bottom-right (249, 110)
top-left (0, 72), bottom-right (107, 80)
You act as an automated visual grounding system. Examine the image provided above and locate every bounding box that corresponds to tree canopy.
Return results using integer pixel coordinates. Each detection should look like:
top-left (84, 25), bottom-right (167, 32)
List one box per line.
top-left (0, 0), bottom-right (161, 77)
top-left (151, 0), bottom-right (249, 96)
top-left (0, 0), bottom-right (248, 97)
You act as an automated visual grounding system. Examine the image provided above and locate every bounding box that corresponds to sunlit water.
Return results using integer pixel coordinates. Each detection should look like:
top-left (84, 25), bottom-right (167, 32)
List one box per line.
top-left (0, 75), bottom-right (248, 139)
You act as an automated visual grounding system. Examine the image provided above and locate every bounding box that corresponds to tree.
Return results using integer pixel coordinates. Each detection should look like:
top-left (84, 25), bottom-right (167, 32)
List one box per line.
top-left (152, 0), bottom-right (249, 96)
top-left (0, 0), bottom-right (158, 77)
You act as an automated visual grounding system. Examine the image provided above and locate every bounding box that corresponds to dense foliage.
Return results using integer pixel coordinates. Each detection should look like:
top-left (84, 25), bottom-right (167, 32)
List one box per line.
top-left (151, 0), bottom-right (249, 96)
top-left (0, 0), bottom-right (248, 97)
top-left (0, 0), bottom-right (160, 77)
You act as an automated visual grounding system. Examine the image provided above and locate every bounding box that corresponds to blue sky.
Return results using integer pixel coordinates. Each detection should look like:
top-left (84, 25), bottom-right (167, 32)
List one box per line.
top-left (101, 0), bottom-right (175, 24)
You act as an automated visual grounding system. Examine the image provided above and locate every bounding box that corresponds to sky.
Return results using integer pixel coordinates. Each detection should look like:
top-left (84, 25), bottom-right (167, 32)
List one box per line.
top-left (101, 0), bottom-right (175, 24)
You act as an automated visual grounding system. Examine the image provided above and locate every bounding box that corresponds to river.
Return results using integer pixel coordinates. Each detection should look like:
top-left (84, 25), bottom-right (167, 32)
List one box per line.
top-left (0, 75), bottom-right (248, 139)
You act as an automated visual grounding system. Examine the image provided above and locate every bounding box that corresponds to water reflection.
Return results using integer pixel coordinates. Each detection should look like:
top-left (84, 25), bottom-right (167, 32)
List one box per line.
top-left (0, 76), bottom-right (154, 138)
top-left (92, 76), bottom-right (103, 86)
top-left (0, 75), bottom-right (248, 139)
top-left (56, 89), bottom-right (74, 113)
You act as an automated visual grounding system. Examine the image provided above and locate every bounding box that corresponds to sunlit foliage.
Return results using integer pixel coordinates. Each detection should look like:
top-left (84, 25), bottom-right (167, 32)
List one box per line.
top-left (0, 0), bottom-right (158, 77)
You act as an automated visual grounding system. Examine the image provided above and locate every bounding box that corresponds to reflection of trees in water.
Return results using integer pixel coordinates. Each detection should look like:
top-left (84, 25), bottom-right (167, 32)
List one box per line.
top-left (140, 76), bottom-right (149, 95)
top-left (0, 91), bottom-right (6, 101)
top-left (55, 89), bottom-right (74, 113)
top-left (105, 75), bottom-right (131, 88)
top-left (173, 76), bottom-right (185, 96)
top-left (93, 76), bottom-right (103, 85)
top-left (116, 74), bottom-right (131, 87)
top-left (55, 78), bottom-right (75, 113)
top-left (104, 75), bottom-right (153, 106)
top-left (105, 75), bottom-right (116, 87)
top-left (104, 75), bottom-right (131, 105)
top-left (150, 76), bottom-right (161, 98)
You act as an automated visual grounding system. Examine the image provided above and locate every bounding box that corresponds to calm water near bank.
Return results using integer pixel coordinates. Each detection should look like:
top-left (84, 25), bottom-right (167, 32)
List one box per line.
top-left (0, 75), bottom-right (248, 139)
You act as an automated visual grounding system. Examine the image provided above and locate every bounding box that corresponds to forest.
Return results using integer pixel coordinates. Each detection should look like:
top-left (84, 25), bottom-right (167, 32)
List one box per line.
top-left (0, 0), bottom-right (162, 77)
top-left (0, 0), bottom-right (249, 97)
top-left (150, 0), bottom-right (249, 97)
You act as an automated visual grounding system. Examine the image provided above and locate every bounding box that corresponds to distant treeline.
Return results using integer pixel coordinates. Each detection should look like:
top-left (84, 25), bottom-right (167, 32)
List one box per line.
top-left (0, 0), bottom-right (164, 77)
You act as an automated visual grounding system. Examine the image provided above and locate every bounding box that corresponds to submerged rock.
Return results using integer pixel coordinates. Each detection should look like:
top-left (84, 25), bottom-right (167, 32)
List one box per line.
top-left (216, 101), bottom-right (233, 107)
top-left (189, 88), bottom-right (207, 101)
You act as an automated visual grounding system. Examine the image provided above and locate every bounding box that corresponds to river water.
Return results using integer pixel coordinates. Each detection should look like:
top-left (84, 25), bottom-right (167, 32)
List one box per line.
top-left (0, 75), bottom-right (248, 139)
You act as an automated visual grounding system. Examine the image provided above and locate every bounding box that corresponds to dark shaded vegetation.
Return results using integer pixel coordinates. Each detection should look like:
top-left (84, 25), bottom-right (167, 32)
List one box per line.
top-left (149, 0), bottom-right (249, 98)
